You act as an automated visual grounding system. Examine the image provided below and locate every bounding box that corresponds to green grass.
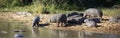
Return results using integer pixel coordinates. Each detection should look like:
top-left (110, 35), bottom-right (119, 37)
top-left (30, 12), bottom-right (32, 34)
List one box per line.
top-left (102, 8), bottom-right (120, 16)
top-left (0, 4), bottom-right (44, 13)
top-left (0, 3), bottom-right (120, 16)
top-left (0, 0), bottom-right (120, 16)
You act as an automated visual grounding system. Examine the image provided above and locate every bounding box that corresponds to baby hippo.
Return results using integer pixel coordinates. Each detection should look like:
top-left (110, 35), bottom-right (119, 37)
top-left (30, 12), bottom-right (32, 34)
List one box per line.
top-left (84, 19), bottom-right (97, 27)
top-left (32, 16), bottom-right (40, 27)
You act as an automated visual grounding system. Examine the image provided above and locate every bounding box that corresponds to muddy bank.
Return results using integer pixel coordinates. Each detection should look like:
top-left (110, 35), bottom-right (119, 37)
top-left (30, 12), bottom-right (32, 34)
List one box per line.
top-left (0, 12), bottom-right (120, 34)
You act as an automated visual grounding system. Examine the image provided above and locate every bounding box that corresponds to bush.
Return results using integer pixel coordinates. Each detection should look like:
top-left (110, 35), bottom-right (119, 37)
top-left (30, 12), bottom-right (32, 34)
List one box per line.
top-left (0, 0), bottom-right (120, 14)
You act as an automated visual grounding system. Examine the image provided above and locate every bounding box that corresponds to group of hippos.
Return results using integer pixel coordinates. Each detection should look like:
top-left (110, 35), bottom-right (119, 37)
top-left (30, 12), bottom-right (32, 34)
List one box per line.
top-left (32, 8), bottom-right (120, 28)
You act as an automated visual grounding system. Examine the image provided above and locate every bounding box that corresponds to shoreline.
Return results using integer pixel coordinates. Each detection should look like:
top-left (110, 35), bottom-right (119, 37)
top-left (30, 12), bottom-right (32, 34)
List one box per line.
top-left (0, 12), bottom-right (120, 34)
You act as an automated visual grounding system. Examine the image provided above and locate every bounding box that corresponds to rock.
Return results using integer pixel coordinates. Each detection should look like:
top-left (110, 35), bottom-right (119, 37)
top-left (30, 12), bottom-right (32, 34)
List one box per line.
top-left (16, 12), bottom-right (32, 17)
top-left (1, 31), bottom-right (7, 34)
top-left (14, 34), bottom-right (24, 38)
top-left (13, 30), bottom-right (25, 32)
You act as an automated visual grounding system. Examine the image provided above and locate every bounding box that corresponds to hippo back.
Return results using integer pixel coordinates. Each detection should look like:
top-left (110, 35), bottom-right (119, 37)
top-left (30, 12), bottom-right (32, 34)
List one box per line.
top-left (67, 15), bottom-right (79, 24)
top-left (50, 14), bottom-right (58, 23)
top-left (84, 8), bottom-right (103, 18)
top-left (67, 16), bottom-right (86, 24)
top-left (68, 12), bottom-right (79, 17)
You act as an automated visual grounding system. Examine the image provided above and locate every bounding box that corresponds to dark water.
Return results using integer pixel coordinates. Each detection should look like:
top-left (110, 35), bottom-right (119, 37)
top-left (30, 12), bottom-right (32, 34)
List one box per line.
top-left (0, 21), bottom-right (120, 38)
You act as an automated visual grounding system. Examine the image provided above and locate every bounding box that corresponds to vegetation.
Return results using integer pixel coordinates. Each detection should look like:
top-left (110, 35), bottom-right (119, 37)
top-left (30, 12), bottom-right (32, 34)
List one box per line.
top-left (0, 0), bottom-right (120, 15)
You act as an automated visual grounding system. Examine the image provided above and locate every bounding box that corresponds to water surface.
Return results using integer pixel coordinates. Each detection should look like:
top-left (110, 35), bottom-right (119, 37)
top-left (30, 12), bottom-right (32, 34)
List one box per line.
top-left (0, 21), bottom-right (120, 38)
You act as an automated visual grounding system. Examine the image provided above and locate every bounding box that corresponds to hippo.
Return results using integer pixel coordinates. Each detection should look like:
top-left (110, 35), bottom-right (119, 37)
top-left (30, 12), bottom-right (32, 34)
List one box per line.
top-left (57, 14), bottom-right (67, 27)
top-left (118, 19), bottom-right (120, 23)
top-left (67, 15), bottom-right (78, 24)
top-left (49, 14), bottom-right (58, 23)
top-left (68, 12), bottom-right (79, 17)
top-left (67, 15), bottom-right (86, 24)
top-left (84, 19), bottom-right (97, 27)
top-left (109, 15), bottom-right (120, 23)
top-left (78, 12), bottom-right (84, 17)
top-left (50, 14), bottom-right (67, 27)
top-left (83, 8), bottom-right (103, 19)
top-left (68, 12), bottom-right (84, 17)
top-left (32, 16), bottom-right (40, 27)
top-left (84, 18), bottom-right (101, 23)
top-left (109, 17), bottom-right (118, 23)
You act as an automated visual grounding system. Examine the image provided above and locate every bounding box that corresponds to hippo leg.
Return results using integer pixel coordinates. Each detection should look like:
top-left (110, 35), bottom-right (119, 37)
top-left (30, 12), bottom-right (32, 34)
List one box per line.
top-left (61, 23), bottom-right (64, 27)
top-left (32, 23), bottom-right (36, 27)
top-left (59, 22), bottom-right (61, 27)
top-left (57, 22), bottom-right (60, 27)
top-left (36, 22), bottom-right (39, 27)
top-left (63, 22), bottom-right (65, 27)
top-left (63, 22), bottom-right (66, 27)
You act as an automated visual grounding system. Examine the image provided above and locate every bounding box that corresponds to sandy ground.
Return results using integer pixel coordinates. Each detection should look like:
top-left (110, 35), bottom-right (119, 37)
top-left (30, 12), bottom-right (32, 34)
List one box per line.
top-left (0, 12), bottom-right (120, 34)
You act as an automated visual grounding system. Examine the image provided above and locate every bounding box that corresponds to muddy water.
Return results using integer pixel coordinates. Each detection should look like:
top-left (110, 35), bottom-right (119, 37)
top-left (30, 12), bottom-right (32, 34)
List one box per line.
top-left (0, 21), bottom-right (120, 38)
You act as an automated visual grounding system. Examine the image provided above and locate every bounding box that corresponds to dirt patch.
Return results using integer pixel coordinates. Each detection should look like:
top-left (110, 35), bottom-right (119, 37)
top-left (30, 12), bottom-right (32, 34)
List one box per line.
top-left (36, 14), bottom-right (120, 34)
top-left (0, 12), bottom-right (34, 25)
top-left (0, 12), bottom-right (120, 34)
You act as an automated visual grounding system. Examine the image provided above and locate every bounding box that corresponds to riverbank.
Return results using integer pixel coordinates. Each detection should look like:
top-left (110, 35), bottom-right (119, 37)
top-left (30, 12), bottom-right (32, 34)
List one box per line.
top-left (0, 12), bottom-right (120, 34)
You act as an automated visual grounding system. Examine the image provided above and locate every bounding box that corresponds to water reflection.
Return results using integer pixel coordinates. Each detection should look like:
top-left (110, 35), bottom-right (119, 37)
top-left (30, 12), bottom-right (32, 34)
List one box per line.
top-left (31, 28), bottom-right (40, 38)
top-left (31, 28), bottom-right (120, 38)
top-left (45, 29), bottom-right (86, 38)
top-left (0, 21), bottom-right (120, 38)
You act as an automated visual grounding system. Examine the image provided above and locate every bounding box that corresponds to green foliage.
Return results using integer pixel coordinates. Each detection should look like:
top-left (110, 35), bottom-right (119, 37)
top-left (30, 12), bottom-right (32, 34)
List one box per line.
top-left (0, 0), bottom-right (32, 8)
top-left (0, 0), bottom-right (120, 15)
